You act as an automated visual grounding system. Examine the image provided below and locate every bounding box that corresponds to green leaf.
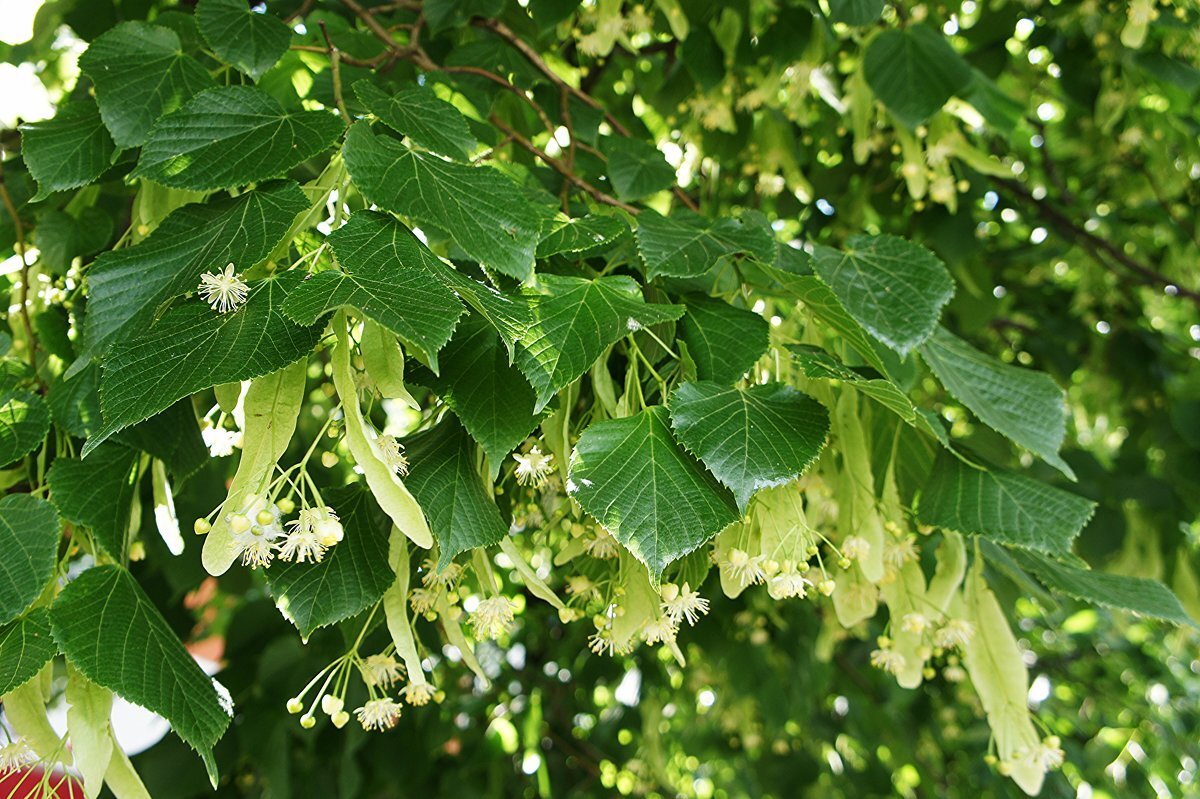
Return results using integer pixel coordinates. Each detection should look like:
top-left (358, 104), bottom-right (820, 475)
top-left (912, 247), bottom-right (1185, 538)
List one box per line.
top-left (133, 87), bottom-right (342, 190)
top-left (284, 211), bottom-right (465, 369)
top-left (602, 138), bottom-right (676, 201)
top-left (537, 213), bottom-right (629, 258)
top-left (354, 81), bottom-right (477, 161)
top-left (0, 608), bottom-right (57, 695)
top-left (515, 274), bottom-right (685, 412)
top-left (678, 294), bottom-right (768, 385)
top-left (47, 444), bottom-right (140, 560)
top-left (343, 122), bottom-right (546, 281)
top-left (196, 0), bottom-right (291, 81)
top-left (403, 416), bottom-right (508, 568)
top-left (1009, 550), bottom-right (1197, 628)
top-left (88, 270), bottom-right (322, 453)
top-left (49, 565), bottom-right (231, 776)
top-left (82, 181), bottom-right (307, 359)
top-left (117, 401), bottom-right (210, 481)
top-left (0, 494), bottom-right (59, 624)
top-left (0, 389), bottom-right (51, 467)
top-left (35, 208), bottom-right (113, 274)
top-left (863, 26), bottom-right (972, 128)
top-left (266, 485), bottom-right (394, 638)
top-left (919, 326), bottom-right (1074, 479)
top-left (433, 265), bottom-right (532, 356)
top-left (917, 456), bottom-right (1094, 557)
top-left (811, 234), bottom-right (954, 356)
top-left (421, 315), bottom-right (541, 478)
top-left (775, 272), bottom-right (892, 376)
top-left (568, 406), bottom-right (740, 576)
top-left (20, 100), bottom-right (116, 199)
top-left (789, 345), bottom-right (948, 445)
top-left (636, 208), bottom-right (777, 279)
top-left (79, 21), bottom-right (216, 148)
top-left (669, 381), bottom-right (829, 511)
top-left (828, 0), bottom-right (884, 25)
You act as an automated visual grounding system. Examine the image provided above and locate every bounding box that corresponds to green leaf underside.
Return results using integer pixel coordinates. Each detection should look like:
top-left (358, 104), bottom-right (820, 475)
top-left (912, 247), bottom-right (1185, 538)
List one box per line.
top-left (119, 400), bottom-right (210, 480)
top-left (863, 26), bottom-right (972, 128)
top-left (0, 389), bottom-right (51, 467)
top-left (568, 406), bottom-right (740, 576)
top-left (811, 234), bottom-right (954, 356)
top-left (603, 138), bottom-right (676, 201)
top-left (266, 485), bottom-right (394, 638)
top-left (829, 0), bottom-right (885, 26)
top-left (789, 345), bottom-right (948, 445)
top-left (0, 495), bottom-right (60, 625)
top-left (515, 274), bottom-right (685, 412)
top-left (402, 416), bottom-right (508, 568)
top-left (354, 81), bottom-right (477, 161)
top-left (777, 273), bottom-right (892, 376)
top-left (1010, 549), bottom-right (1197, 628)
top-left (637, 208), bottom-right (778, 279)
top-left (920, 326), bottom-right (1074, 479)
top-left (49, 565), bottom-right (230, 770)
top-left (917, 456), bottom-right (1094, 557)
top-left (537, 213), bottom-right (629, 258)
top-left (679, 294), bottom-right (769, 385)
top-left (80, 21), bottom-right (216, 148)
top-left (670, 381), bottom-right (830, 511)
top-left (196, 0), bottom-right (291, 81)
top-left (20, 100), bottom-right (116, 199)
top-left (36, 208), bottom-right (113, 273)
top-left (47, 444), bottom-right (140, 560)
top-left (0, 608), bottom-right (57, 695)
top-left (284, 211), bottom-right (465, 369)
top-left (342, 122), bottom-right (545, 281)
top-left (82, 181), bottom-right (307, 359)
top-left (133, 86), bottom-right (342, 190)
top-left (421, 315), bottom-right (541, 476)
top-left (89, 270), bottom-right (322, 453)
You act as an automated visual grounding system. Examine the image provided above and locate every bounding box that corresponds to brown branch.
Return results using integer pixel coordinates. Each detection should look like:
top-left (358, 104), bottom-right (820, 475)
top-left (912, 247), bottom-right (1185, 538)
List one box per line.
top-left (290, 43), bottom-right (392, 69)
top-left (283, 0), bottom-right (314, 23)
top-left (339, 0), bottom-right (406, 53)
top-left (490, 116), bottom-right (638, 214)
top-left (0, 161), bottom-right (39, 374)
top-left (995, 176), bottom-right (1200, 307)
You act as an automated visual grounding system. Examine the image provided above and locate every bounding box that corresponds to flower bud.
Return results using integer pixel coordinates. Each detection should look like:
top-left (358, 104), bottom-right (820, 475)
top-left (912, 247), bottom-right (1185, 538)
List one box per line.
top-left (256, 509), bottom-right (276, 526)
top-left (229, 514), bottom-right (251, 534)
top-left (300, 714), bottom-right (316, 729)
top-left (277, 497), bottom-right (296, 514)
top-left (321, 695), bottom-right (343, 716)
top-left (331, 710), bottom-right (350, 729)
top-left (286, 698), bottom-right (304, 714)
top-left (316, 518), bottom-right (343, 546)
top-left (194, 518), bottom-right (211, 535)
top-left (321, 451), bottom-right (338, 468)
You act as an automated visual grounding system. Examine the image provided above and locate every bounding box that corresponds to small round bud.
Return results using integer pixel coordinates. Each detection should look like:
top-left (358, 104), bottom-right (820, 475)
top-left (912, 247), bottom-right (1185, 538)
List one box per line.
top-left (983, 754), bottom-right (997, 766)
top-left (331, 710), bottom-right (350, 729)
top-left (321, 695), bottom-right (344, 716)
top-left (300, 714), bottom-right (316, 729)
top-left (321, 451), bottom-right (339, 468)
top-left (316, 518), bottom-right (343, 546)
top-left (229, 514), bottom-right (251, 534)
top-left (286, 698), bottom-right (304, 714)
top-left (277, 497), bottom-right (295, 514)
top-left (434, 690), bottom-right (446, 703)
top-left (818, 579), bottom-right (836, 596)
top-left (129, 541), bottom-right (146, 561)
top-left (256, 509), bottom-right (276, 526)
top-left (194, 518), bottom-right (211, 535)
top-left (837, 557), bottom-right (851, 569)
top-left (923, 667), bottom-right (936, 680)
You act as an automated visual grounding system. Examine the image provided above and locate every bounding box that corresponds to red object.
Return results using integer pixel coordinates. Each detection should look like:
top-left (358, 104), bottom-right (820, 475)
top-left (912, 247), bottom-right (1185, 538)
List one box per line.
top-left (0, 766), bottom-right (83, 798)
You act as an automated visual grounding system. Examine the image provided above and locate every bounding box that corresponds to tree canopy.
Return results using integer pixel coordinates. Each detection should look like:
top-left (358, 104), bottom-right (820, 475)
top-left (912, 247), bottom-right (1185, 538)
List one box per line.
top-left (0, 0), bottom-right (1198, 797)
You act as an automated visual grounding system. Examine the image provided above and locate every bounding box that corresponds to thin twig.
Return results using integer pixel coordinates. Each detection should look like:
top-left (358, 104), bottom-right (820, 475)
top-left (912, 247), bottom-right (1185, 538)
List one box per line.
top-left (319, 22), bottom-right (352, 125)
top-left (490, 116), bottom-right (638, 214)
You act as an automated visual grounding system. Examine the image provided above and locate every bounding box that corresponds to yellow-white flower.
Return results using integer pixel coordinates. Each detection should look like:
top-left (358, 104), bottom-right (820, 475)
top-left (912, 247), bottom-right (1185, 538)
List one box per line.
top-left (378, 435), bottom-right (409, 476)
top-left (884, 536), bottom-right (919, 569)
top-left (900, 613), bottom-right (930, 635)
top-left (0, 740), bottom-right (35, 770)
top-left (470, 596), bottom-right (516, 640)
top-left (841, 535), bottom-right (871, 561)
top-left (355, 698), bottom-right (402, 731)
top-left (1036, 736), bottom-right (1065, 770)
top-left (583, 528), bottom-right (620, 559)
top-left (279, 506), bottom-right (340, 563)
top-left (641, 616), bottom-right (678, 645)
top-left (660, 582), bottom-right (709, 626)
top-left (933, 618), bottom-right (975, 649)
top-left (361, 654), bottom-right (404, 688)
top-left (198, 263), bottom-right (249, 313)
top-left (723, 547), bottom-right (768, 587)
top-left (767, 563), bottom-right (812, 599)
top-left (587, 627), bottom-right (617, 656)
top-left (421, 560), bottom-right (462, 589)
top-left (409, 587), bottom-right (439, 615)
top-left (230, 496), bottom-right (284, 569)
top-left (870, 647), bottom-right (906, 675)
top-left (401, 682), bottom-right (437, 706)
top-left (513, 446), bottom-right (555, 487)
